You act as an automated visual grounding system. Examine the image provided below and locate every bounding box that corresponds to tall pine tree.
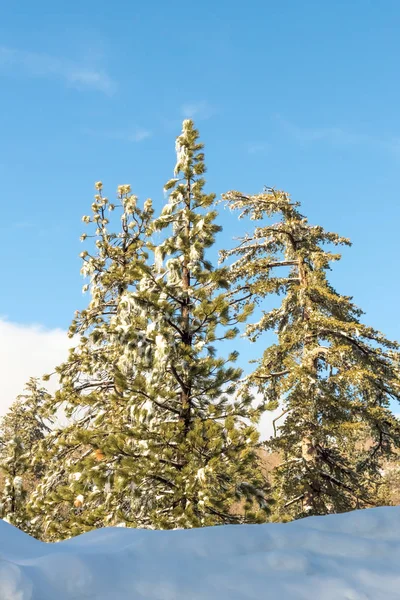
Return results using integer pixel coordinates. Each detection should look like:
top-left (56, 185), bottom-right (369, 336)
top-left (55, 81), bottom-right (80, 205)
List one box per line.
top-left (114, 119), bottom-right (271, 528)
top-left (221, 187), bottom-right (400, 519)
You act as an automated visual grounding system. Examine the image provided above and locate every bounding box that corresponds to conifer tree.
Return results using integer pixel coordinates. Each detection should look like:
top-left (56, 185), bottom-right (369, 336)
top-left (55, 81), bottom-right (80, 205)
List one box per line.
top-left (29, 122), bottom-right (272, 539)
top-left (29, 185), bottom-right (155, 540)
top-left (221, 187), bottom-right (400, 519)
top-left (0, 378), bottom-right (52, 533)
top-left (112, 120), bottom-right (271, 529)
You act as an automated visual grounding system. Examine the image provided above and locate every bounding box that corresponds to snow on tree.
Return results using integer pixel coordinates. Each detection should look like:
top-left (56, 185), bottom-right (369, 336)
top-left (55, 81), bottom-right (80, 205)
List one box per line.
top-left (0, 378), bottom-right (52, 534)
top-left (29, 124), bottom-right (271, 539)
top-left (111, 119), bottom-right (272, 529)
top-left (28, 184), bottom-right (155, 540)
top-left (221, 187), bottom-right (400, 519)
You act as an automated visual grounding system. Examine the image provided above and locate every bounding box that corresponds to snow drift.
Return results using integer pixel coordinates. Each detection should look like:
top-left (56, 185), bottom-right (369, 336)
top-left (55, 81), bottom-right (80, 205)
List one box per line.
top-left (1, 507), bottom-right (400, 599)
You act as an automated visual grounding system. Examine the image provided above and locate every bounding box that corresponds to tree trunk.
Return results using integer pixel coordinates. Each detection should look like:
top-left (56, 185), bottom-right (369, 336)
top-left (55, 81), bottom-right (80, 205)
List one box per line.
top-left (179, 176), bottom-right (193, 511)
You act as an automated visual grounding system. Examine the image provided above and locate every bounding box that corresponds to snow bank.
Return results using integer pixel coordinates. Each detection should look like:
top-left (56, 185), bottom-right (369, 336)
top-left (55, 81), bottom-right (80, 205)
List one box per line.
top-left (1, 507), bottom-right (400, 599)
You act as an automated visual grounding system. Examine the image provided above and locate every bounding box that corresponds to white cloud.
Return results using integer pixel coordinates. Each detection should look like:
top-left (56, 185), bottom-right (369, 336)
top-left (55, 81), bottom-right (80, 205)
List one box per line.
top-left (0, 46), bottom-right (116, 94)
top-left (259, 406), bottom-right (286, 441)
top-left (181, 101), bottom-right (214, 120)
top-left (0, 319), bottom-right (73, 417)
top-left (247, 391), bottom-right (286, 441)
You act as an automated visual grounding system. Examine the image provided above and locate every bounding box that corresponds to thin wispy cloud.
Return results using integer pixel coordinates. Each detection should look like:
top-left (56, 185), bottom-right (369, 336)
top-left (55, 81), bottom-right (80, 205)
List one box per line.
top-left (277, 115), bottom-right (400, 155)
top-left (127, 129), bottom-right (152, 142)
top-left (14, 221), bottom-right (35, 229)
top-left (83, 127), bottom-right (152, 143)
top-left (181, 101), bottom-right (214, 120)
top-left (0, 46), bottom-right (116, 94)
top-left (277, 116), bottom-right (371, 145)
top-left (159, 104), bottom-right (214, 133)
top-left (245, 141), bottom-right (270, 155)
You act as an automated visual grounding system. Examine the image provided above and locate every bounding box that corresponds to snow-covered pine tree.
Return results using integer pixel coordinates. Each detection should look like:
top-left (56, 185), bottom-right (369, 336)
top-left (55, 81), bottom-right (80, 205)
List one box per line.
top-left (28, 184), bottom-right (155, 540)
top-left (29, 123), bottom-right (272, 538)
top-left (221, 187), bottom-right (400, 519)
top-left (116, 120), bottom-right (272, 529)
top-left (0, 378), bottom-right (52, 534)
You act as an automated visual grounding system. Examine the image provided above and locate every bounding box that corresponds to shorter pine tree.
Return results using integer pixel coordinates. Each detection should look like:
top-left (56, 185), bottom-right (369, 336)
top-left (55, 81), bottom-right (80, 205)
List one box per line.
top-left (0, 378), bottom-right (52, 534)
top-left (29, 184), bottom-right (155, 540)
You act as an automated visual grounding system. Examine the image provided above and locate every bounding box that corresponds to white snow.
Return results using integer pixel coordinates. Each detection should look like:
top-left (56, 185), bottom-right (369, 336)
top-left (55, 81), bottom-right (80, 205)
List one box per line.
top-left (1, 506), bottom-right (400, 599)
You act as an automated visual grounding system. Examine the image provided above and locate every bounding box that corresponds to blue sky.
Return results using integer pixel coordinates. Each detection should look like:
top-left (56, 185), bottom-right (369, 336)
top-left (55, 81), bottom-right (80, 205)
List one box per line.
top-left (1, 0), bottom-right (400, 382)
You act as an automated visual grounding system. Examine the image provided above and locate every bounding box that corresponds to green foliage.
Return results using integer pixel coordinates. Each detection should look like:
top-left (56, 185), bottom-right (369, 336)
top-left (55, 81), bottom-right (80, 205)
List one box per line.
top-left (109, 120), bottom-right (272, 529)
top-left (28, 184), bottom-right (155, 539)
top-left (0, 378), bottom-right (52, 534)
top-left (222, 187), bottom-right (400, 519)
top-left (24, 129), bottom-right (400, 535)
top-left (28, 122), bottom-right (271, 540)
